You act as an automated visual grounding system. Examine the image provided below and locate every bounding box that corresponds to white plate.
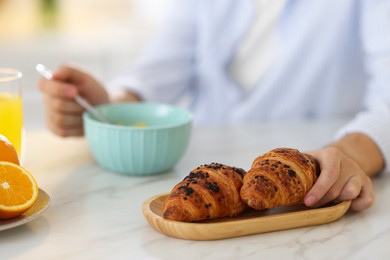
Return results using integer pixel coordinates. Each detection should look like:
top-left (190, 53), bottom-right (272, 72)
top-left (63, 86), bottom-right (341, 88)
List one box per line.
top-left (0, 189), bottom-right (51, 231)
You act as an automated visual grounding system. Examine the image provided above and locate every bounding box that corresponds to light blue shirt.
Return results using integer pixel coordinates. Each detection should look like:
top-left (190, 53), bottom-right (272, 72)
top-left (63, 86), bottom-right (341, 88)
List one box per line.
top-left (110, 0), bottom-right (390, 171)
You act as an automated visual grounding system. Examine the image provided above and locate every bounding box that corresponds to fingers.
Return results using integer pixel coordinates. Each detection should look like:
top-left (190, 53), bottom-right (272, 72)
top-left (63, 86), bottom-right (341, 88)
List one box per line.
top-left (43, 95), bottom-right (84, 114)
top-left (304, 147), bottom-right (375, 211)
top-left (39, 80), bottom-right (84, 137)
top-left (38, 64), bottom-right (109, 138)
top-left (350, 177), bottom-right (375, 211)
top-left (311, 175), bottom-right (361, 207)
top-left (37, 65), bottom-right (90, 137)
top-left (304, 148), bottom-right (342, 206)
top-left (39, 78), bottom-right (78, 99)
top-left (47, 123), bottom-right (84, 137)
top-left (42, 95), bottom-right (84, 137)
top-left (45, 110), bottom-right (84, 137)
top-left (335, 176), bottom-right (362, 202)
top-left (52, 64), bottom-right (88, 84)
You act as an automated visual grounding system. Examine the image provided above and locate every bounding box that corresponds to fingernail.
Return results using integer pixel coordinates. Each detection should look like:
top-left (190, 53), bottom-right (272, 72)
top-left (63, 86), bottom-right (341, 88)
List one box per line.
top-left (305, 195), bottom-right (316, 206)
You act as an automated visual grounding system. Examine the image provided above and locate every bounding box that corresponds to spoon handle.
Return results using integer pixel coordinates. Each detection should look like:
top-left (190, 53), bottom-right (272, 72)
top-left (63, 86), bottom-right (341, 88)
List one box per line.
top-left (74, 95), bottom-right (110, 123)
top-left (35, 64), bottom-right (110, 124)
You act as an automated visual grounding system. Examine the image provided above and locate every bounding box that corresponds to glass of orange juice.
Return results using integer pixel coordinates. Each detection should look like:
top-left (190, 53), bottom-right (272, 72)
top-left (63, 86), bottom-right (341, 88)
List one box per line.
top-left (0, 68), bottom-right (23, 156)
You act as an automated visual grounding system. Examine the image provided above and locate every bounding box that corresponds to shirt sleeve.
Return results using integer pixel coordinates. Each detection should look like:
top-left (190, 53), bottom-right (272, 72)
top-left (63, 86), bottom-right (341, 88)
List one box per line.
top-left (108, 0), bottom-right (197, 104)
top-left (336, 0), bottom-right (390, 173)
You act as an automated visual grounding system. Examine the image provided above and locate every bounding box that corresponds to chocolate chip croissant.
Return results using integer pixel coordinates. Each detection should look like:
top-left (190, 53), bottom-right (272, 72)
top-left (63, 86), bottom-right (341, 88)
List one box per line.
top-left (163, 163), bottom-right (247, 222)
top-left (240, 148), bottom-right (320, 210)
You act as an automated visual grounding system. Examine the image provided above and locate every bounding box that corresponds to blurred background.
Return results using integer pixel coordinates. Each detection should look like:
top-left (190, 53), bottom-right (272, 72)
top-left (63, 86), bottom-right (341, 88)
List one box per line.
top-left (0, 0), bottom-right (173, 130)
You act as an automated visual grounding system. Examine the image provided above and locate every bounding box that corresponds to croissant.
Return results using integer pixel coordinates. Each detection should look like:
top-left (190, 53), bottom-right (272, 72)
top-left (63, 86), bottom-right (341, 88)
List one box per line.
top-left (240, 148), bottom-right (320, 210)
top-left (163, 163), bottom-right (247, 222)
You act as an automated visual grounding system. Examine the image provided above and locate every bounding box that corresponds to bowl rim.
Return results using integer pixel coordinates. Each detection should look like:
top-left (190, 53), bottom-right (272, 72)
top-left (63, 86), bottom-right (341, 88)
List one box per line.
top-left (83, 102), bottom-right (193, 130)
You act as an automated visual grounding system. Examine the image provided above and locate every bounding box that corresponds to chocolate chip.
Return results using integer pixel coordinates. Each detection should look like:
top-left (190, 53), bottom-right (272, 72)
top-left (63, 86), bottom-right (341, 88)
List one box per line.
top-left (204, 163), bottom-right (224, 170)
top-left (204, 181), bottom-right (220, 192)
top-left (204, 203), bottom-right (212, 209)
top-left (178, 186), bottom-right (194, 196)
top-left (188, 171), bottom-right (208, 179)
top-left (232, 167), bottom-right (246, 177)
top-left (288, 169), bottom-right (296, 178)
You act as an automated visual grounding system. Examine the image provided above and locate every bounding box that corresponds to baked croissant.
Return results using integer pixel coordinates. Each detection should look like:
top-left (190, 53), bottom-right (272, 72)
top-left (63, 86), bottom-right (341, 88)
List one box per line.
top-left (240, 148), bottom-right (320, 210)
top-left (163, 163), bottom-right (247, 222)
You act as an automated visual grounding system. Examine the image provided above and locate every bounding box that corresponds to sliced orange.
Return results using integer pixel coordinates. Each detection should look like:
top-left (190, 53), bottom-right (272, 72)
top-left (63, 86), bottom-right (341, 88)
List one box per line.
top-left (0, 134), bottom-right (20, 165)
top-left (0, 161), bottom-right (39, 219)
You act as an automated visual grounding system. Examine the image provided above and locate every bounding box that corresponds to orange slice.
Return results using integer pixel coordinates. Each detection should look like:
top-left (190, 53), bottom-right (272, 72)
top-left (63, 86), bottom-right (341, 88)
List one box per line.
top-left (0, 161), bottom-right (39, 219)
top-left (0, 134), bottom-right (20, 165)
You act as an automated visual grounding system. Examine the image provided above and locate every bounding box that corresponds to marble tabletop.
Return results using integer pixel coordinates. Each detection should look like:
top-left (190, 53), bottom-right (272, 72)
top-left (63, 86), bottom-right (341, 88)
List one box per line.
top-left (1, 119), bottom-right (389, 259)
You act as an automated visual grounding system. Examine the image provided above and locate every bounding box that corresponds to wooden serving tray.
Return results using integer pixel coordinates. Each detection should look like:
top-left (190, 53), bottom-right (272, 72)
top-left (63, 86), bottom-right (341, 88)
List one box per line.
top-left (142, 193), bottom-right (351, 240)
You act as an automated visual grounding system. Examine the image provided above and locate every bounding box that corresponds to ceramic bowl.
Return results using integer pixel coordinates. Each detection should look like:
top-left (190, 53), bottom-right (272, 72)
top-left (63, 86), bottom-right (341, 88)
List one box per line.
top-left (83, 102), bottom-right (192, 175)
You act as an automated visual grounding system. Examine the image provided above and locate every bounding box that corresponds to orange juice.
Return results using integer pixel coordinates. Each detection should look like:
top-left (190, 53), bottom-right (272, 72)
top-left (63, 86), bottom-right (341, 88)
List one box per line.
top-left (0, 93), bottom-right (23, 155)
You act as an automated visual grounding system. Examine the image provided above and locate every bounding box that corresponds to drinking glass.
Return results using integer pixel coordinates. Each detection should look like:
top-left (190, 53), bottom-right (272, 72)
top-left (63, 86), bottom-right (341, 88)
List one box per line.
top-left (0, 68), bottom-right (23, 155)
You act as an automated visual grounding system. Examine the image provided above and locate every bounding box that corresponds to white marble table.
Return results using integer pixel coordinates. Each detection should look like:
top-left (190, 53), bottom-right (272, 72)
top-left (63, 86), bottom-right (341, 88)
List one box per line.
top-left (1, 119), bottom-right (389, 259)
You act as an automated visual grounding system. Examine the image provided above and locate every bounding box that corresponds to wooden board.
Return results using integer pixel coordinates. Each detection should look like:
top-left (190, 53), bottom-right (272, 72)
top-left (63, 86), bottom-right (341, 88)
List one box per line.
top-left (142, 193), bottom-right (351, 240)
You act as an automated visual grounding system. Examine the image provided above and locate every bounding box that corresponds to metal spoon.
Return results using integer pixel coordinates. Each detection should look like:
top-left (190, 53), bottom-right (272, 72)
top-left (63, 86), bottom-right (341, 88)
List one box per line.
top-left (36, 64), bottom-right (110, 124)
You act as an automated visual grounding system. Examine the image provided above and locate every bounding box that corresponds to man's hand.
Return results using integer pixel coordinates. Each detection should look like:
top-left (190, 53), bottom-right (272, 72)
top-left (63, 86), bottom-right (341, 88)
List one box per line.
top-left (38, 65), bottom-right (109, 137)
top-left (304, 133), bottom-right (384, 211)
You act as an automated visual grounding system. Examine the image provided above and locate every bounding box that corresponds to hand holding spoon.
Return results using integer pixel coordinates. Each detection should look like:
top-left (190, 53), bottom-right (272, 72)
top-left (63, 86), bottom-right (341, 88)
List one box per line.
top-left (36, 64), bottom-right (110, 124)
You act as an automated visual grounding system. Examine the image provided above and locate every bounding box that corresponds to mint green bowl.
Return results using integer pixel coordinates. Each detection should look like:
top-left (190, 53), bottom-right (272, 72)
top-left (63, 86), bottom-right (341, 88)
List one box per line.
top-left (83, 102), bottom-right (192, 175)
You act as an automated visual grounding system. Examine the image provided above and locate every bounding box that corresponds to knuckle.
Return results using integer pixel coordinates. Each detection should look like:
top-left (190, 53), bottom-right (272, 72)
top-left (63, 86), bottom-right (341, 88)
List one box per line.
top-left (365, 195), bottom-right (375, 208)
top-left (359, 195), bottom-right (375, 210)
top-left (343, 185), bottom-right (360, 199)
top-left (58, 64), bottom-right (70, 73)
top-left (364, 192), bottom-right (375, 208)
top-left (352, 193), bottom-right (375, 211)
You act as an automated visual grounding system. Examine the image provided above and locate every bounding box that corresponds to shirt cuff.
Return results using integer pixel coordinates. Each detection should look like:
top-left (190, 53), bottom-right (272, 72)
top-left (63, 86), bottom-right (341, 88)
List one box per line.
top-left (336, 105), bottom-right (390, 173)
